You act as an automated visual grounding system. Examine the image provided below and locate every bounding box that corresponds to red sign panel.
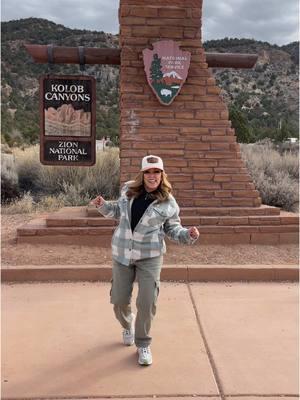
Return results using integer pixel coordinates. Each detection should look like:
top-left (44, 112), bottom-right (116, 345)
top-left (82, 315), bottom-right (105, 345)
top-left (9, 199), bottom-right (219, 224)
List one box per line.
top-left (143, 40), bottom-right (191, 106)
top-left (40, 75), bottom-right (96, 166)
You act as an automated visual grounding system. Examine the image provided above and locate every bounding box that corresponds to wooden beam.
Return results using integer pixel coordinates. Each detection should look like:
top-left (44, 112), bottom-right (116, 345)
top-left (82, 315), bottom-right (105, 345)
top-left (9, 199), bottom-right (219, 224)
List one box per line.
top-left (24, 44), bottom-right (258, 69)
top-left (205, 52), bottom-right (258, 69)
top-left (24, 45), bottom-right (121, 65)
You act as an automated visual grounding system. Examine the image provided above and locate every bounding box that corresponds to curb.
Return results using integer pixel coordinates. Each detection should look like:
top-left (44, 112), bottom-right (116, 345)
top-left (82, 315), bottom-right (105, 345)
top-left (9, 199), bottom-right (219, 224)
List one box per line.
top-left (1, 264), bottom-right (299, 282)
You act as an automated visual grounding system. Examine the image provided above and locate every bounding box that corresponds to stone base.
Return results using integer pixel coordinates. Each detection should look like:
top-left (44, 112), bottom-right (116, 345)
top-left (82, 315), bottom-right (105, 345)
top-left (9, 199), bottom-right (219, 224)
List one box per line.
top-left (16, 206), bottom-right (299, 245)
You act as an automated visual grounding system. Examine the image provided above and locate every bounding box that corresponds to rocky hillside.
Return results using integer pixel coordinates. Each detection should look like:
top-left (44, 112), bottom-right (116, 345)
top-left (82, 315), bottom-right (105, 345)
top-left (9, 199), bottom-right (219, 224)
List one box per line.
top-left (204, 38), bottom-right (299, 142)
top-left (1, 18), bottom-right (299, 145)
top-left (1, 18), bottom-right (120, 145)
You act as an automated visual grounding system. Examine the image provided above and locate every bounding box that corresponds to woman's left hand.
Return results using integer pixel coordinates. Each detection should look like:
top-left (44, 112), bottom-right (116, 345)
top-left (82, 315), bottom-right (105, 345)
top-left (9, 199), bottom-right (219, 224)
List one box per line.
top-left (188, 226), bottom-right (199, 240)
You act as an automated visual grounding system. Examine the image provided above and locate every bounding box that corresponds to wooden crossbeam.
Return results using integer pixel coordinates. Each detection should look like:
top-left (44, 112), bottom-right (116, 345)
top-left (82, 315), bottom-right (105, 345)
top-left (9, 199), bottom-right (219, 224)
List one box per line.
top-left (206, 52), bottom-right (258, 68)
top-left (24, 44), bottom-right (258, 69)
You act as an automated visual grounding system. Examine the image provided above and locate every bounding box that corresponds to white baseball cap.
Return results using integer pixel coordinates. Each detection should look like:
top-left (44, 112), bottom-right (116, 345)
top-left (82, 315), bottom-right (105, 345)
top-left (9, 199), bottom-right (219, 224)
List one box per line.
top-left (141, 155), bottom-right (164, 172)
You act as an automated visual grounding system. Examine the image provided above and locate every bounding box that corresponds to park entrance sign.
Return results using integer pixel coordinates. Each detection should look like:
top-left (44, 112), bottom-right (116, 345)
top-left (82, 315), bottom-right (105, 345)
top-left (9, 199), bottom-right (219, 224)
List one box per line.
top-left (25, 0), bottom-right (261, 207)
top-left (40, 75), bottom-right (96, 166)
top-left (143, 40), bottom-right (191, 106)
top-left (20, 1), bottom-right (299, 247)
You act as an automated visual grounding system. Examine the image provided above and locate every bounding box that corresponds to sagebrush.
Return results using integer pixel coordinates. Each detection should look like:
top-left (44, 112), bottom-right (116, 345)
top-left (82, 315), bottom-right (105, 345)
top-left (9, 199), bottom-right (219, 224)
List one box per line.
top-left (240, 141), bottom-right (299, 212)
top-left (1, 153), bottom-right (20, 202)
top-left (1, 146), bottom-right (120, 211)
top-left (2, 142), bottom-right (299, 213)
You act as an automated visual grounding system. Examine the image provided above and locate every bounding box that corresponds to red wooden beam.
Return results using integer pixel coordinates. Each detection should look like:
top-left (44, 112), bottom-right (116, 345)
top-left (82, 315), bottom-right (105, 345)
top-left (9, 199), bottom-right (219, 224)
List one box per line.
top-left (24, 44), bottom-right (258, 69)
top-left (24, 44), bottom-right (121, 65)
top-left (205, 52), bottom-right (258, 68)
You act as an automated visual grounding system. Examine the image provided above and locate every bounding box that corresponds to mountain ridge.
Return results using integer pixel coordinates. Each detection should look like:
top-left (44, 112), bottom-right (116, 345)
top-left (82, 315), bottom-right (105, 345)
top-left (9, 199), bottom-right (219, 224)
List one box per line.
top-left (1, 18), bottom-right (299, 145)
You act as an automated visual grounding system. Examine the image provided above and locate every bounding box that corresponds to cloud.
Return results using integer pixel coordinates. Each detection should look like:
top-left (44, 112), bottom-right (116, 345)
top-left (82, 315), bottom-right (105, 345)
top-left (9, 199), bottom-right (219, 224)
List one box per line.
top-left (2, 0), bottom-right (120, 33)
top-left (1, 0), bottom-right (299, 45)
top-left (202, 0), bottom-right (299, 45)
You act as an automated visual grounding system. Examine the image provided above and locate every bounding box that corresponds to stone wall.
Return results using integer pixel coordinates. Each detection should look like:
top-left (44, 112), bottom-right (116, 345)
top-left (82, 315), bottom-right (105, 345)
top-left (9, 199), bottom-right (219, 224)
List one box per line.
top-left (119, 0), bottom-right (262, 207)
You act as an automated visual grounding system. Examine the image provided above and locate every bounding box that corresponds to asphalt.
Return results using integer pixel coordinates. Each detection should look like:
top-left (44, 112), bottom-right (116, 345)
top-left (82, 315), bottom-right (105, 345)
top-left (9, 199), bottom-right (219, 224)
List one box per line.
top-left (2, 279), bottom-right (299, 399)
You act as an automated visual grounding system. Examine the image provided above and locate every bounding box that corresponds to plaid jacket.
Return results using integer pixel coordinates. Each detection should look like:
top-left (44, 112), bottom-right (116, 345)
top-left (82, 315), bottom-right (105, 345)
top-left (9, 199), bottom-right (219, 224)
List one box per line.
top-left (97, 182), bottom-right (198, 266)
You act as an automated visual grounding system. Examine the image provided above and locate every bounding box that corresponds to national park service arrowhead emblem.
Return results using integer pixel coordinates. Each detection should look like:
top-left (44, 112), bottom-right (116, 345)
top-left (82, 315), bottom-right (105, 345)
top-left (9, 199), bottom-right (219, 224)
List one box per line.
top-left (143, 40), bottom-right (191, 106)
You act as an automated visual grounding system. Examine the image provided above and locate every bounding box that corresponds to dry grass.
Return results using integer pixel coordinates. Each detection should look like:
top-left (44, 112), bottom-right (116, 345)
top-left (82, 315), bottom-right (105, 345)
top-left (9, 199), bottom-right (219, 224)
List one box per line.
top-left (241, 142), bottom-right (299, 212)
top-left (2, 142), bottom-right (299, 212)
top-left (13, 145), bottom-right (120, 197)
top-left (2, 146), bottom-right (120, 211)
top-left (1, 152), bottom-right (20, 202)
top-left (1, 193), bottom-right (65, 214)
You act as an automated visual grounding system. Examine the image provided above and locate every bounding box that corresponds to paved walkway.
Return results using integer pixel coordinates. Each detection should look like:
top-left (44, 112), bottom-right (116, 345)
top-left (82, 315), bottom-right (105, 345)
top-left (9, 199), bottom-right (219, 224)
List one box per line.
top-left (2, 280), bottom-right (299, 399)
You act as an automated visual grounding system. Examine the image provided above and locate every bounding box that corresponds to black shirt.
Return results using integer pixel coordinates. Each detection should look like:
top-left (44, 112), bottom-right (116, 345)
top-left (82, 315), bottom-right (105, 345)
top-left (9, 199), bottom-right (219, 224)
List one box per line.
top-left (131, 190), bottom-right (155, 232)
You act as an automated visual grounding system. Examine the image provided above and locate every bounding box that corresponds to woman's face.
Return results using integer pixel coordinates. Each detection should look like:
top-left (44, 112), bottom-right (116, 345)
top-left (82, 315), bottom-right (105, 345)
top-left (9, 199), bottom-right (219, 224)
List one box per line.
top-left (143, 169), bottom-right (162, 192)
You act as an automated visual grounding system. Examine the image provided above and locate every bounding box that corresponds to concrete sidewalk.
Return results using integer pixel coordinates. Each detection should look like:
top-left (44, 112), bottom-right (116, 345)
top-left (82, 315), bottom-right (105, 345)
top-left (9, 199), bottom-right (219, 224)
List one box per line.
top-left (2, 281), bottom-right (299, 399)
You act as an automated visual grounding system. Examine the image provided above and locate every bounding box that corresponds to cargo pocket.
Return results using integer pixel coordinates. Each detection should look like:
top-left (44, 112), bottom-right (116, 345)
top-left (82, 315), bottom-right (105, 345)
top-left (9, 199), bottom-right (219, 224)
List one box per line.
top-left (154, 281), bottom-right (160, 305)
top-left (109, 278), bottom-right (113, 299)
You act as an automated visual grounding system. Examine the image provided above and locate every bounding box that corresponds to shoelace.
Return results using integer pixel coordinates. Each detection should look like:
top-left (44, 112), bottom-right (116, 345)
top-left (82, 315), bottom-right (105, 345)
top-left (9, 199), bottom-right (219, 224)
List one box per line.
top-left (140, 347), bottom-right (150, 355)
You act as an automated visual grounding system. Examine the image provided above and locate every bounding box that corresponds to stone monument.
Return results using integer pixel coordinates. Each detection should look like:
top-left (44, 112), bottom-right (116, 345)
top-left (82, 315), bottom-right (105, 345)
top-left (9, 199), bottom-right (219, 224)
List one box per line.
top-left (119, 0), bottom-right (261, 208)
top-left (20, 0), bottom-right (298, 245)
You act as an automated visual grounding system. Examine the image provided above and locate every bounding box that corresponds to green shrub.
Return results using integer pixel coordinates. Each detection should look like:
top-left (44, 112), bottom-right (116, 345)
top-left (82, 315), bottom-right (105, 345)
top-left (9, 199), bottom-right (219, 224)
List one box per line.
top-left (241, 141), bottom-right (299, 211)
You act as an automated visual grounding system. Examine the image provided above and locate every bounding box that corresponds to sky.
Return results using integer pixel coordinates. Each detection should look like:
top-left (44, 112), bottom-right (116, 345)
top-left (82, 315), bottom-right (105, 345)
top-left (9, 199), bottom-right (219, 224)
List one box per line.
top-left (1, 0), bottom-right (299, 46)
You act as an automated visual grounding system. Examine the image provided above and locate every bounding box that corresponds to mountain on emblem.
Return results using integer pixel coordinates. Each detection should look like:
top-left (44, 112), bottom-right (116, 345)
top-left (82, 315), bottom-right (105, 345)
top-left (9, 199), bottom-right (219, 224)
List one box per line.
top-left (143, 40), bottom-right (191, 106)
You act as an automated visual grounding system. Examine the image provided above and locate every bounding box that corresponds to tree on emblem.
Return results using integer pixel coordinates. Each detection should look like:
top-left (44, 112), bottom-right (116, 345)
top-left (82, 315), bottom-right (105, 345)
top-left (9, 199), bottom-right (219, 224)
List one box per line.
top-left (150, 53), bottom-right (163, 84)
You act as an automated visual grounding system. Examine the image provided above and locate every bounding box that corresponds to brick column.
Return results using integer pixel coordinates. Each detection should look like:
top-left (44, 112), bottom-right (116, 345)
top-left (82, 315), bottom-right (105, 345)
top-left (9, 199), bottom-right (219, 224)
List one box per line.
top-left (119, 0), bottom-right (262, 208)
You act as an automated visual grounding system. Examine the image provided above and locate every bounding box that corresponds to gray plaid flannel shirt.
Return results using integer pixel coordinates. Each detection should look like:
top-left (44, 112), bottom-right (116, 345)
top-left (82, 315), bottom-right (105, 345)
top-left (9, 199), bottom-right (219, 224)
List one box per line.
top-left (97, 182), bottom-right (198, 266)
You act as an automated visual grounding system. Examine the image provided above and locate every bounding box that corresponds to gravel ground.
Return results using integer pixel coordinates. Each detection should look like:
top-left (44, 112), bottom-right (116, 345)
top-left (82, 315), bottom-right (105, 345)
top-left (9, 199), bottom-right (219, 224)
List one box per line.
top-left (1, 213), bottom-right (299, 266)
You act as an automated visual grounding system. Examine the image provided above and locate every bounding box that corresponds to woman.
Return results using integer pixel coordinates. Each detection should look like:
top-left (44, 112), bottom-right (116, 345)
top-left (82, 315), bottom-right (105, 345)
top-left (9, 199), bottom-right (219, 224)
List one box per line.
top-left (91, 155), bottom-right (199, 366)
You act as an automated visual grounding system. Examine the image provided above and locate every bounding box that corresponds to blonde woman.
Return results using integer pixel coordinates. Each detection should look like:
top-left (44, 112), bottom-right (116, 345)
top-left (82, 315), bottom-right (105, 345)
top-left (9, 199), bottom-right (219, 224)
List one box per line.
top-left (91, 155), bottom-right (199, 366)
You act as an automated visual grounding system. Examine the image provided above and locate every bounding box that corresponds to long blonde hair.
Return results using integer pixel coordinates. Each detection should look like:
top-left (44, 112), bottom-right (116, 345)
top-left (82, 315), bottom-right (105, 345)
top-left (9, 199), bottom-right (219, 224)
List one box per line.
top-left (126, 171), bottom-right (172, 202)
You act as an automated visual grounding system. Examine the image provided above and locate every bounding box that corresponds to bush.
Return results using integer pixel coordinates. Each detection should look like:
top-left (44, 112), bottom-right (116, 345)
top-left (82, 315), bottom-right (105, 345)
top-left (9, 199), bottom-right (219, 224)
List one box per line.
top-left (13, 145), bottom-right (43, 193)
top-left (58, 182), bottom-right (92, 206)
top-left (1, 153), bottom-right (20, 203)
top-left (241, 141), bottom-right (299, 212)
top-left (2, 192), bottom-right (35, 214)
top-left (12, 145), bottom-right (120, 203)
top-left (37, 194), bottom-right (65, 211)
top-left (4, 142), bottom-right (299, 213)
top-left (2, 192), bottom-right (66, 214)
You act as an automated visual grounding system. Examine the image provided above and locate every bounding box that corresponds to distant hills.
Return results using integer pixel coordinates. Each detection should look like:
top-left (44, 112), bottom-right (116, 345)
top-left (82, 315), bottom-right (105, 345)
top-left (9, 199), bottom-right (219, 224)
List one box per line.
top-left (1, 18), bottom-right (299, 145)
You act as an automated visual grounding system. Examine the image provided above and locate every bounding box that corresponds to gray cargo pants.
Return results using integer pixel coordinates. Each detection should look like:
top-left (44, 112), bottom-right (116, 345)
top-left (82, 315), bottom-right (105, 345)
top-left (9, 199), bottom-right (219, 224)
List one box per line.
top-left (110, 256), bottom-right (162, 348)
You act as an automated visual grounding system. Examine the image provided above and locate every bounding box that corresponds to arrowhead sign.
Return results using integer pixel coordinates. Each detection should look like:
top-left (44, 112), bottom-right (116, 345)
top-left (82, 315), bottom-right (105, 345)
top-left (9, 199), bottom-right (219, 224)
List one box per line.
top-left (143, 40), bottom-right (191, 106)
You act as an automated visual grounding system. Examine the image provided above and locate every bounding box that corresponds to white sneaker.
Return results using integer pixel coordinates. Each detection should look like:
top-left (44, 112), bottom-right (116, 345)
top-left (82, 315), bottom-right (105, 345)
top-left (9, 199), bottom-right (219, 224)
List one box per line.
top-left (137, 346), bottom-right (152, 366)
top-left (122, 314), bottom-right (135, 346)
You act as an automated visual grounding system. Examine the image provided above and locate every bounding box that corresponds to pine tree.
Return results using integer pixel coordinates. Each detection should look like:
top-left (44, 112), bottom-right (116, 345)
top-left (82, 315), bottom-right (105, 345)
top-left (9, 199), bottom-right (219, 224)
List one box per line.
top-left (150, 53), bottom-right (163, 84)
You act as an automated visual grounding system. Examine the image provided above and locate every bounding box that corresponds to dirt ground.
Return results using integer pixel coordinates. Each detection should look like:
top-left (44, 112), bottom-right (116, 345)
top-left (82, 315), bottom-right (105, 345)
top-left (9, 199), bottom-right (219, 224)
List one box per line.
top-left (1, 213), bottom-right (299, 266)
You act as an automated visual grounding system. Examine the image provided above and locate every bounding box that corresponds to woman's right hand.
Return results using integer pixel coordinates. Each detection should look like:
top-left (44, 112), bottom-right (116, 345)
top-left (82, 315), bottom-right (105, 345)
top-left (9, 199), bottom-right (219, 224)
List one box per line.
top-left (90, 195), bottom-right (105, 207)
